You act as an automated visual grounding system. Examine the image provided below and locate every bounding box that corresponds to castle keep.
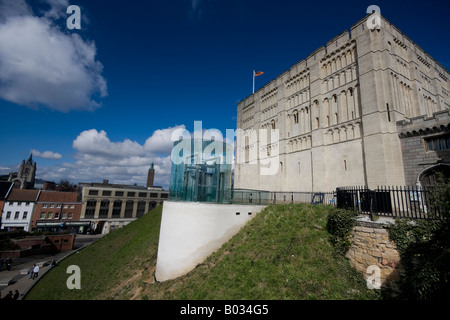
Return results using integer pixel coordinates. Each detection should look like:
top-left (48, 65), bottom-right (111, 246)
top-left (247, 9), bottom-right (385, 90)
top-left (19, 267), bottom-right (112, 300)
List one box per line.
top-left (235, 13), bottom-right (450, 192)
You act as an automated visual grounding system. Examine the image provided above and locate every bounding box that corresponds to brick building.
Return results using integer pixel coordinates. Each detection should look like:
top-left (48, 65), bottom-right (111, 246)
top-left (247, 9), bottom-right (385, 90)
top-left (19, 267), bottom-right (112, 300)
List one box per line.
top-left (32, 190), bottom-right (85, 233)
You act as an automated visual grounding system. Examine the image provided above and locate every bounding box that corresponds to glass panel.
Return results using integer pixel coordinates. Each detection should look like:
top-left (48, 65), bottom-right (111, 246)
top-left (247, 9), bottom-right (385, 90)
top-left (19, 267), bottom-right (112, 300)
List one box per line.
top-left (169, 139), bottom-right (232, 203)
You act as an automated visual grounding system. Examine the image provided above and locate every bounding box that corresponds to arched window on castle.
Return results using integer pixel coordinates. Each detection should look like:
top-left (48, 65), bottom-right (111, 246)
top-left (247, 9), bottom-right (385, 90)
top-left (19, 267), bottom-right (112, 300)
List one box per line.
top-left (293, 110), bottom-right (299, 124)
top-left (312, 100), bottom-right (320, 129)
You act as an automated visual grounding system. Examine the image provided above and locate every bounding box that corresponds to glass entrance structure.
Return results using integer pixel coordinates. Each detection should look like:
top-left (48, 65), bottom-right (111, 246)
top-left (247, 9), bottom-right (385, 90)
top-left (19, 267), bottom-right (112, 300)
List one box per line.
top-left (169, 138), bottom-right (233, 203)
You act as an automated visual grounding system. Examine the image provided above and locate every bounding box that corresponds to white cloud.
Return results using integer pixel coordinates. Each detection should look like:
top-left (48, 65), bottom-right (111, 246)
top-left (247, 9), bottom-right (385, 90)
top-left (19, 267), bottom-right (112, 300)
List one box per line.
top-left (31, 149), bottom-right (62, 160)
top-left (0, 0), bottom-right (107, 112)
top-left (73, 129), bottom-right (145, 159)
top-left (144, 125), bottom-right (186, 154)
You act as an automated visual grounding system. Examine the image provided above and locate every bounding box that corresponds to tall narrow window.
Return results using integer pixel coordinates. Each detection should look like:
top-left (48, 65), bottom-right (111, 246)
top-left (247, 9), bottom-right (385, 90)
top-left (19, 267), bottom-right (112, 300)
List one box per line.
top-left (136, 201), bottom-right (146, 218)
top-left (386, 103), bottom-right (391, 122)
top-left (344, 160), bottom-right (347, 171)
top-left (85, 200), bottom-right (96, 217)
top-left (124, 200), bottom-right (134, 218)
top-left (99, 200), bottom-right (109, 218)
top-left (293, 110), bottom-right (299, 124)
top-left (112, 200), bottom-right (122, 216)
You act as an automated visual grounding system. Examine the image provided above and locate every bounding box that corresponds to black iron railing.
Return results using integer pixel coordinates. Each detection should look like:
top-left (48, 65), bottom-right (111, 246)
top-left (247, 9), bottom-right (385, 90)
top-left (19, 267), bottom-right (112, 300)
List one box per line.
top-left (336, 185), bottom-right (440, 219)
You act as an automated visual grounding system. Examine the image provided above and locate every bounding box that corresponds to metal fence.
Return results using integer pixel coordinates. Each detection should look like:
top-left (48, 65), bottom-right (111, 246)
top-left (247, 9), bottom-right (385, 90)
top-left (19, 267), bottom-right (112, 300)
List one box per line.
top-left (170, 188), bottom-right (336, 206)
top-left (170, 185), bottom-right (442, 219)
top-left (226, 189), bottom-right (336, 206)
top-left (336, 185), bottom-right (441, 219)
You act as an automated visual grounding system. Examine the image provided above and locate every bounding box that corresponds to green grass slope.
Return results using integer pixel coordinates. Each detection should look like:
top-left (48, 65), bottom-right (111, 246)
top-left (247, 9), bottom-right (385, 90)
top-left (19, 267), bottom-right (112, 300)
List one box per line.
top-left (26, 205), bottom-right (163, 300)
top-left (26, 203), bottom-right (378, 300)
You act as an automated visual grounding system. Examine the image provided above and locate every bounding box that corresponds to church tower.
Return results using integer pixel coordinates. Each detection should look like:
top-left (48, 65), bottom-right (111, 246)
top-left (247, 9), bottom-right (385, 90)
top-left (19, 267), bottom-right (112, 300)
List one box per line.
top-left (147, 162), bottom-right (155, 187)
top-left (8, 154), bottom-right (36, 189)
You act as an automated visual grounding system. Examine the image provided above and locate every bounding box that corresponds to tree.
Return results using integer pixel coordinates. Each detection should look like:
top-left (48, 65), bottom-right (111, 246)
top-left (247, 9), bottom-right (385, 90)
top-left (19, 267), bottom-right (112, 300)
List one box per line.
top-left (57, 180), bottom-right (77, 192)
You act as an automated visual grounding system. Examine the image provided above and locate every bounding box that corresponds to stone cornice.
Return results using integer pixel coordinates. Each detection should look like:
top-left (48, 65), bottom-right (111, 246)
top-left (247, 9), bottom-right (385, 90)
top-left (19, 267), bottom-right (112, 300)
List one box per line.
top-left (397, 110), bottom-right (450, 138)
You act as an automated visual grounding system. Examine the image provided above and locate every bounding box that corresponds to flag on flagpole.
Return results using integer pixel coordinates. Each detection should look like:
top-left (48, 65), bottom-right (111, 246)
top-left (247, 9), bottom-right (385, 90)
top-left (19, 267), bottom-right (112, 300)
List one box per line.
top-left (253, 70), bottom-right (264, 94)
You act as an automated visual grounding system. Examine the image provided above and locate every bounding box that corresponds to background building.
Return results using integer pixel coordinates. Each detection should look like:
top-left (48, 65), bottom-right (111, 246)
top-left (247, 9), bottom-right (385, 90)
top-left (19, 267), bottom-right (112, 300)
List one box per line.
top-left (1, 189), bottom-right (40, 231)
top-left (8, 154), bottom-right (36, 189)
top-left (32, 190), bottom-right (84, 233)
top-left (235, 13), bottom-right (450, 192)
top-left (0, 181), bottom-right (13, 229)
top-left (79, 180), bottom-right (169, 234)
top-left (147, 163), bottom-right (155, 187)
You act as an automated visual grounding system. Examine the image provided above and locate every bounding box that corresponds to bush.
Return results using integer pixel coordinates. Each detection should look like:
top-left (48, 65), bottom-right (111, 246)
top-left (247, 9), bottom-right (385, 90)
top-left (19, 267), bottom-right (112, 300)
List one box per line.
top-left (388, 173), bottom-right (450, 300)
top-left (326, 208), bottom-right (358, 256)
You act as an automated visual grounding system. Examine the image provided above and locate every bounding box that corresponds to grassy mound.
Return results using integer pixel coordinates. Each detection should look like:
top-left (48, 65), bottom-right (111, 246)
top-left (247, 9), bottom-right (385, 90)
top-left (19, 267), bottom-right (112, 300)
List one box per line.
top-left (26, 203), bottom-right (378, 300)
top-left (26, 205), bottom-right (162, 300)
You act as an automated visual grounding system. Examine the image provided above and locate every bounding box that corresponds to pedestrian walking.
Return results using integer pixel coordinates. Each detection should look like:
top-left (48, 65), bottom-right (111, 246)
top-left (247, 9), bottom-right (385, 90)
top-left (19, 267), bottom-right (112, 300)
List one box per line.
top-left (13, 290), bottom-right (19, 300)
top-left (32, 264), bottom-right (39, 279)
top-left (28, 265), bottom-right (35, 279)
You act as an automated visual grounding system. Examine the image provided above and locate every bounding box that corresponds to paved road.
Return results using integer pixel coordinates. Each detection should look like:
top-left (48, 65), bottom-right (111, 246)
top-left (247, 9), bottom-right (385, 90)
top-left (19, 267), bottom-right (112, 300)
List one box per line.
top-left (0, 234), bottom-right (103, 300)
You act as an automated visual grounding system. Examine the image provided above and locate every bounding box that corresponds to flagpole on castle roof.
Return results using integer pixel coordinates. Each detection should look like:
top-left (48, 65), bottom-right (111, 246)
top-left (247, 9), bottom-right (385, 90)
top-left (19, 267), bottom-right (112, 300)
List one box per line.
top-left (252, 70), bottom-right (255, 94)
top-left (253, 70), bottom-right (264, 94)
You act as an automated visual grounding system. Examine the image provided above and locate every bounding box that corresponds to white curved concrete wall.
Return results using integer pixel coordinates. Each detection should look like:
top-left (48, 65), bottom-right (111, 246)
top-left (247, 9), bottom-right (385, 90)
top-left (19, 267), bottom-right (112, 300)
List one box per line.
top-left (155, 201), bottom-right (266, 282)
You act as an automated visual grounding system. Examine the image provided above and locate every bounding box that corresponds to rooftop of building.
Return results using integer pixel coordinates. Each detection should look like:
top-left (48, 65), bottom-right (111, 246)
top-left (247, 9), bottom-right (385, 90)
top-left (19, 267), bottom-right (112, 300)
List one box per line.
top-left (78, 180), bottom-right (166, 191)
top-left (6, 189), bottom-right (40, 202)
top-left (37, 190), bottom-right (79, 203)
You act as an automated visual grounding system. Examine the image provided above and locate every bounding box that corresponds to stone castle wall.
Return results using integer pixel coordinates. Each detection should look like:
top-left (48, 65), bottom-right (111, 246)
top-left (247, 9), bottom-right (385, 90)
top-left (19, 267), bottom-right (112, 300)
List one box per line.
top-left (345, 219), bottom-right (401, 287)
top-left (235, 13), bottom-right (450, 193)
top-left (397, 110), bottom-right (450, 186)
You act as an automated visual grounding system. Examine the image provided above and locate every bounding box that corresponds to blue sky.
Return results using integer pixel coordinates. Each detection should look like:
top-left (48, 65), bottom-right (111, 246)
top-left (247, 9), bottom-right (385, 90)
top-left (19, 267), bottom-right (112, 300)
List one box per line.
top-left (0, 0), bottom-right (449, 189)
